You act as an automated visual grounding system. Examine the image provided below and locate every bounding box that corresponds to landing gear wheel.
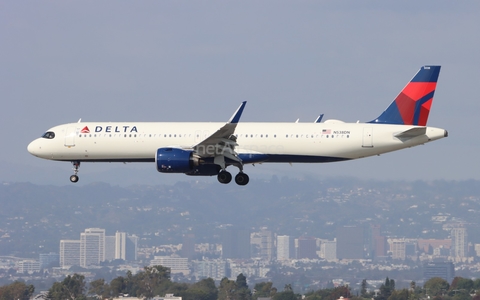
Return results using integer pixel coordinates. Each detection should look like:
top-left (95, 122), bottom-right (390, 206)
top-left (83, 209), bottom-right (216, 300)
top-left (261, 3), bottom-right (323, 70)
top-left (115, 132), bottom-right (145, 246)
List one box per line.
top-left (217, 171), bottom-right (232, 184)
top-left (70, 161), bottom-right (81, 183)
top-left (70, 175), bottom-right (79, 183)
top-left (235, 173), bottom-right (249, 186)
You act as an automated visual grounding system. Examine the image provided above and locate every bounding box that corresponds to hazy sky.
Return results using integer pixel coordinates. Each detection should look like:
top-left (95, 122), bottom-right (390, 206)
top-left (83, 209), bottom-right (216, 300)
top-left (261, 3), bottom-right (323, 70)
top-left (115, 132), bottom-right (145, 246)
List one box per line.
top-left (2, 1), bottom-right (479, 185)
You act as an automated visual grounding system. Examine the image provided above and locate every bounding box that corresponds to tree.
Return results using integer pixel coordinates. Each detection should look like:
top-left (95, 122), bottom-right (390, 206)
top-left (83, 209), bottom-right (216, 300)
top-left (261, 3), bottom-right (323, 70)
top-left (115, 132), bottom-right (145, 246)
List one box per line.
top-left (47, 274), bottom-right (86, 300)
top-left (134, 265), bottom-right (171, 299)
top-left (330, 286), bottom-right (351, 300)
top-left (387, 289), bottom-right (410, 300)
top-left (218, 277), bottom-right (237, 300)
top-left (424, 277), bottom-right (449, 297)
top-left (88, 278), bottom-right (110, 299)
top-left (376, 277), bottom-right (394, 300)
top-left (184, 278), bottom-right (218, 300)
top-left (235, 273), bottom-right (252, 300)
top-left (0, 281), bottom-right (35, 300)
top-left (361, 279), bottom-right (368, 298)
top-left (272, 290), bottom-right (297, 300)
top-left (110, 276), bottom-right (127, 297)
top-left (254, 282), bottom-right (274, 299)
top-left (450, 277), bottom-right (474, 294)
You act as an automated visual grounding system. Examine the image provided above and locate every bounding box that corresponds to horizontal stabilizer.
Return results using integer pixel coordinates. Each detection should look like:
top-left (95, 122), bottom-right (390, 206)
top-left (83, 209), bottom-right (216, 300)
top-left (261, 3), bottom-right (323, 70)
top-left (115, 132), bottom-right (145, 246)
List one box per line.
top-left (395, 127), bottom-right (427, 139)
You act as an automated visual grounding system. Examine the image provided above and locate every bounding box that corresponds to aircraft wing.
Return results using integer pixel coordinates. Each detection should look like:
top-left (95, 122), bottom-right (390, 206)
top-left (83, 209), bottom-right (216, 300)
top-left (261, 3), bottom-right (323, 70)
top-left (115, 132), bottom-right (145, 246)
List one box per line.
top-left (193, 102), bottom-right (246, 169)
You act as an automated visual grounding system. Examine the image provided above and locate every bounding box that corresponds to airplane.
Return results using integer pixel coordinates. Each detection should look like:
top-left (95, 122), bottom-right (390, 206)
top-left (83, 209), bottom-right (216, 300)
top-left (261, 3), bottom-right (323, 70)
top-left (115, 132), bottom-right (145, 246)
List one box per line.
top-left (28, 65), bottom-right (447, 186)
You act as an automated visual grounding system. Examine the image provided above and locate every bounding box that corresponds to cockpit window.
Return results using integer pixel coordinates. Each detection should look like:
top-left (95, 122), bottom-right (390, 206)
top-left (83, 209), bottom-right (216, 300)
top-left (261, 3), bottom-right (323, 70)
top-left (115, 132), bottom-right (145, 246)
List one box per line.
top-left (42, 131), bottom-right (55, 139)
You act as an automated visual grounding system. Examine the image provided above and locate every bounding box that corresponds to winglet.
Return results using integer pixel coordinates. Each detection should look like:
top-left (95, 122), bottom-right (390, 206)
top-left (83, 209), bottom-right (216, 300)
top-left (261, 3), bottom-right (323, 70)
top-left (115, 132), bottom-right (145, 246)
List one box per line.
top-left (228, 101), bottom-right (247, 124)
top-left (369, 65), bottom-right (441, 125)
top-left (314, 114), bottom-right (324, 123)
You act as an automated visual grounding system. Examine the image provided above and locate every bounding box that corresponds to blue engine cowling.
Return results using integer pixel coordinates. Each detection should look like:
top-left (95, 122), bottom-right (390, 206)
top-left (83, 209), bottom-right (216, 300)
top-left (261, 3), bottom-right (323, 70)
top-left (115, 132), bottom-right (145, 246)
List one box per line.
top-left (156, 148), bottom-right (198, 173)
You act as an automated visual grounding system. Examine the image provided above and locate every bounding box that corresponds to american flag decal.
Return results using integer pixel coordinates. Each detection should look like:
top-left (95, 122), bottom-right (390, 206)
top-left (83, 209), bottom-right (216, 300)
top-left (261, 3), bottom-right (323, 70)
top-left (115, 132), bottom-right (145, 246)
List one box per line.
top-left (322, 129), bottom-right (331, 134)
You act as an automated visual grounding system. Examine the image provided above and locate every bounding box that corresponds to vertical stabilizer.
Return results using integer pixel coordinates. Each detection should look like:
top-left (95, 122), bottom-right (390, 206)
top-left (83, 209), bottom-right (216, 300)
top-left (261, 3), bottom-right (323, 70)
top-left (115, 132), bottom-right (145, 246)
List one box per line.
top-left (369, 65), bottom-right (441, 125)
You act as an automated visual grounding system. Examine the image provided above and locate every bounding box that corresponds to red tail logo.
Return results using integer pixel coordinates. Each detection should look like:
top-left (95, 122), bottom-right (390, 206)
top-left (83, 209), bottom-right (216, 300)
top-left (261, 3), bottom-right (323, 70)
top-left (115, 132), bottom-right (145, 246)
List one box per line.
top-left (80, 126), bottom-right (90, 133)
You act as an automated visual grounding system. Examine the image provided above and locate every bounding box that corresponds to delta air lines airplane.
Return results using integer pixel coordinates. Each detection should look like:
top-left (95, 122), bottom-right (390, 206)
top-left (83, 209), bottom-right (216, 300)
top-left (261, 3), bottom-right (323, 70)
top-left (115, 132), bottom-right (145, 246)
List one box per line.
top-left (28, 66), bottom-right (447, 185)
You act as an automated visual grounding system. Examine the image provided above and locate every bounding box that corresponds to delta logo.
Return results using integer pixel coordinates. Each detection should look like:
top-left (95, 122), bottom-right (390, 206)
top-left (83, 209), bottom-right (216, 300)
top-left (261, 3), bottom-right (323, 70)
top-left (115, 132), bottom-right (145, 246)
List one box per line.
top-left (80, 126), bottom-right (90, 133)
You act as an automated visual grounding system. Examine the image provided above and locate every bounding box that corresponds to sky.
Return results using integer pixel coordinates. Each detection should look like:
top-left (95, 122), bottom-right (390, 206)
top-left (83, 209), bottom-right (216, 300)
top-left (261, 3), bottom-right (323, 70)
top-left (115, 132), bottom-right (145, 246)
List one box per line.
top-left (1, 1), bottom-right (479, 185)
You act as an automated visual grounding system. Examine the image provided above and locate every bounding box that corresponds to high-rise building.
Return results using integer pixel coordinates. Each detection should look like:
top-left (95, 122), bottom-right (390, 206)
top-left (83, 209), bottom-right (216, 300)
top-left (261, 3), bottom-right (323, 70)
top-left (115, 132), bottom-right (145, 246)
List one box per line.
top-left (115, 232), bottom-right (127, 260)
top-left (336, 226), bottom-right (365, 259)
top-left (297, 236), bottom-right (317, 259)
top-left (370, 224), bottom-right (387, 258)
top-left (424, 262), bottom-right (455, 283)
top-left (126, 234), bottom-right (138, 261)
top-left (181, 234), bottom-right (196, 260)
top-left (60, 240), bottom-right (80, 268)
top-left (222, 227), bottom-right (250, 259)
top-left (451, 227), bottom-right (468, 258)
top-left (260, 229), bottom-right (274, 261)
top-left (80, 228), bottom-right (105, 267)
top-left (115, 232), bottom-right (138, 261)
top-left (390, 239), bottom-right (406, 260)
top-left (321, 240), bottom-right (337, 260)
top-left (105, 236), bottom-right (116, 261)
top-left (277, 235), bottom-right (295, 261)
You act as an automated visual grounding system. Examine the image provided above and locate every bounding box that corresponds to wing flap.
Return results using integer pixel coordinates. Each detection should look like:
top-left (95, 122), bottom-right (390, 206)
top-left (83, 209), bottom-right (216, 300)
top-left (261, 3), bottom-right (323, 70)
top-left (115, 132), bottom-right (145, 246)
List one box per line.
top-left (193, 102), bottom-right (246, 170)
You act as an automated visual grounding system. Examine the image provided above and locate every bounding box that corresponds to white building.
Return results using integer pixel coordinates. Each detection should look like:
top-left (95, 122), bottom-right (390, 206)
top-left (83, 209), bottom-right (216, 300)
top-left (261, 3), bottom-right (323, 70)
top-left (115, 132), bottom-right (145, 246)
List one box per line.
top-left (389, 238), bottom-right (406, 260)
top-left (321, 239), bottom-right (337, 260)
top-left (17, 260), bottom-right (40, 273)
top-left (260, 229), bottom-right (274, 261)
top-left (150, 256), bottom-right (189, 275)
top-left (277, 235), bottom-right (295, 260)
top-left (80, 228), bottom-right (105, 267)
top-left (193, 259), bottom-right (227, 280)
top-left (60, 240), bottom-right (81, 268)
top-left (115, 232), bottom-right (138, 261)
top-left (451, 227), bottom-right (468, 258)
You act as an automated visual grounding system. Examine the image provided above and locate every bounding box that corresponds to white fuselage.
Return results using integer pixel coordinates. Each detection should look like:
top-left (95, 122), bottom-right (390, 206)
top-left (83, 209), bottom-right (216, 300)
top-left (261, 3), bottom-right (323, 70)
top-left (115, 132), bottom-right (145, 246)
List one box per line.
top-left (27, 121), bottom-right (447, 164)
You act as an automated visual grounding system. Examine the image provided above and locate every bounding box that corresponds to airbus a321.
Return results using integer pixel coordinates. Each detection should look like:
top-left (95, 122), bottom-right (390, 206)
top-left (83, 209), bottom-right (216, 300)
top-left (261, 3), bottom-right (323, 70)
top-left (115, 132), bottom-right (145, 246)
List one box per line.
top-left (28, 65), bottom-right (448, 186)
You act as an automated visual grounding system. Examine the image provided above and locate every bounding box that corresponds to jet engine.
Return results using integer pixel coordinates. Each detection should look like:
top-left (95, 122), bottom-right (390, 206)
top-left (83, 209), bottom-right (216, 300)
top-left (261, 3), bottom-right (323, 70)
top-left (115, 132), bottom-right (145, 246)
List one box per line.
top-left (156, 148), bottom-right (200, 173)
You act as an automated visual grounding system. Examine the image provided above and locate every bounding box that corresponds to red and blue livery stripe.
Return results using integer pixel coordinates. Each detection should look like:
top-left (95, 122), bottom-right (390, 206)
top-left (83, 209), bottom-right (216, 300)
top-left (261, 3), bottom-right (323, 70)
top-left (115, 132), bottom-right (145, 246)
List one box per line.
top-left (369, 65), bottom-right (441, 126)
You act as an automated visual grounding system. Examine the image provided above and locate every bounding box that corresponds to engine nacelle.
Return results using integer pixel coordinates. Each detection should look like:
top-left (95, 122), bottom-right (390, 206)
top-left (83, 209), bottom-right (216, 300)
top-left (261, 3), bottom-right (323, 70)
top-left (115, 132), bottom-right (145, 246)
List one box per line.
top-left (156, 148), bottom-right (199, 173)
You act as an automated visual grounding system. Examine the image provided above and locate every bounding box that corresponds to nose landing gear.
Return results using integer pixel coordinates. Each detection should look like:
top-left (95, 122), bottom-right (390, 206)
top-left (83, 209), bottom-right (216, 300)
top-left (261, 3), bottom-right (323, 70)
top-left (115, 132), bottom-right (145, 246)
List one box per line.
top-left (70, 161), bottom-right (80, 183)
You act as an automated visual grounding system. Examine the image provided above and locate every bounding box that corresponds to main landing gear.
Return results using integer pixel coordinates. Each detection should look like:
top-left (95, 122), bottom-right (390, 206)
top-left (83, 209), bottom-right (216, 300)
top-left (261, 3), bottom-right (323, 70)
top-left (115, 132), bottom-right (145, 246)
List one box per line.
top-left (70, 161), bottom-right (80, 183)
top-left (217, 170), bottom-right (249, 186)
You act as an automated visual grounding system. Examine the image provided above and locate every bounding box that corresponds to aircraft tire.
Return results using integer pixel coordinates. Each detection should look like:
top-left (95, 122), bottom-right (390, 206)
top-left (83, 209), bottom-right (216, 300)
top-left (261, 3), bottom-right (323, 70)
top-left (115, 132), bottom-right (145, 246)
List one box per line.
top-left (217, 171), bottom-right (232, 184)
top-left (235, 173), bottom-right (249, 186)
top-left (70, 175), bottom-right (79, 183)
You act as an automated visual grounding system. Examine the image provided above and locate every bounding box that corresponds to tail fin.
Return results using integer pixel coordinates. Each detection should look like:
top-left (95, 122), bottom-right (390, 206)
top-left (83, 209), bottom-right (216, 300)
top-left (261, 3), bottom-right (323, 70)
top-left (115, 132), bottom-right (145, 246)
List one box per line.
top-left (369, 65), bottom-right (441, 125)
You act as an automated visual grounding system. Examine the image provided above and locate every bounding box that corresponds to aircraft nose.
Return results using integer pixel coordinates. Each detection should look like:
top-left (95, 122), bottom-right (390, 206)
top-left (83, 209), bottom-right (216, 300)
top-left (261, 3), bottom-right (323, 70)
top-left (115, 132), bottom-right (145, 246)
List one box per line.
top-left (27, 139), bottom-right (41, 156)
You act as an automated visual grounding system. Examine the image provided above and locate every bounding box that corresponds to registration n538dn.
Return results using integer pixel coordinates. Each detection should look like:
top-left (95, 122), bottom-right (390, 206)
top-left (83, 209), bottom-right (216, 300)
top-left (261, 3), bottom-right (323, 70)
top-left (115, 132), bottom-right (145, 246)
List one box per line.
top-left (28, 66), bottom-right (448, 185)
